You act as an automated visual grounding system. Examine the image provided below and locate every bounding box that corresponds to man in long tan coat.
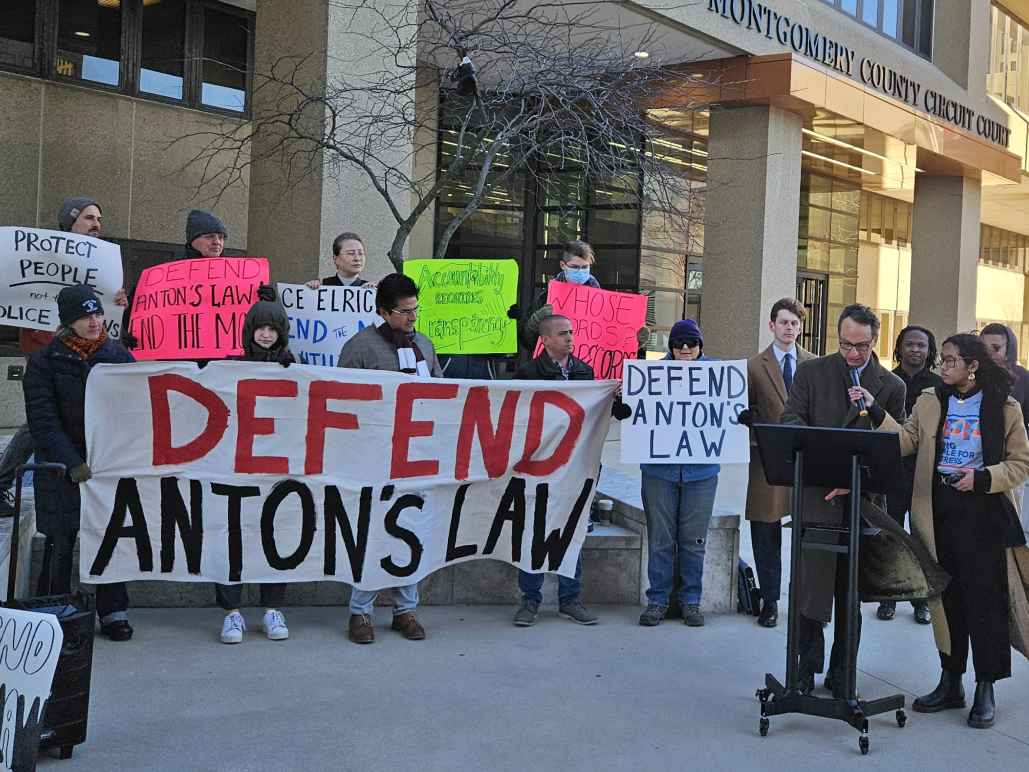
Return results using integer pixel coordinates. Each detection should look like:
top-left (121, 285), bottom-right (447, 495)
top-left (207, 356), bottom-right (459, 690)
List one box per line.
top-left (745, 298), bottom-right (815, 628)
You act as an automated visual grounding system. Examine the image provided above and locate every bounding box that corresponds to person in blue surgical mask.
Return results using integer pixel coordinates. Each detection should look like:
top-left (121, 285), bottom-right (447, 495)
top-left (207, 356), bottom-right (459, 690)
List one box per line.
top-left (521, 240), bottom-right (599, 348)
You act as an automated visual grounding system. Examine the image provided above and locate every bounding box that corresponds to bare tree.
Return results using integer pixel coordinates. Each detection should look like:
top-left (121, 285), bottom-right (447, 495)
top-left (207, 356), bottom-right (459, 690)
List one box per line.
top-left (180, 0), bottom-right (720, 271)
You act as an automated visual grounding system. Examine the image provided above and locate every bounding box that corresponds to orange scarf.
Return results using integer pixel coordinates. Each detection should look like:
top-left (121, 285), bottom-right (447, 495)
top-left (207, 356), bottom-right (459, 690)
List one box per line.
top-left (61, 327), bottom-right (108, 360)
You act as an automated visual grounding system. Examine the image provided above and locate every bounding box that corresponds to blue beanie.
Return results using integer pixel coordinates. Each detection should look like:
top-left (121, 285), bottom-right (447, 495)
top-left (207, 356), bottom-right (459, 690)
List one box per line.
top-left (670, 319), bottom-right (703, 351)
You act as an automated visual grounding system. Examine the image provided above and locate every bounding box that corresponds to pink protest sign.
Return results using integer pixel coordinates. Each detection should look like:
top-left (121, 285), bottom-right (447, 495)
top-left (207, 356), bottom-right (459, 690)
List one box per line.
top-left (535, 281), bottom-right (648, 379)
top-left (128, 257), bottom-right (270, 360)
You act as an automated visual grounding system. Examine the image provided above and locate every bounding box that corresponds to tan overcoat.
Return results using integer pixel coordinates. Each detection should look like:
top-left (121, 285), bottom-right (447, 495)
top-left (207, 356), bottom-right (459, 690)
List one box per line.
top-left (745, 344), bottom-right (815, 522)
top-left (879, 391), bottom-right (1029, 659)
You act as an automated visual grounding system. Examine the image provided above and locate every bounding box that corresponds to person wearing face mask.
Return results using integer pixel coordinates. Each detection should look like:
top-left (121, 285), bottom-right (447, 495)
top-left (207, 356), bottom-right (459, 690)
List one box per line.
top-left (23, 284), bottom-right (135, 641)
top-left (306, 232), bottom-right (373, 289)
top-left (215, 288), bottom-right (294, 645)
top-left (637, 320), bottom-right (720, 628)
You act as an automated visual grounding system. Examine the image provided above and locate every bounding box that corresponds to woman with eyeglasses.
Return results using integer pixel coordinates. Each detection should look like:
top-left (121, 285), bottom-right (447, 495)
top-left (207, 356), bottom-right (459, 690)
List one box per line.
top-left (856, 333), bottom-right (1029, 729)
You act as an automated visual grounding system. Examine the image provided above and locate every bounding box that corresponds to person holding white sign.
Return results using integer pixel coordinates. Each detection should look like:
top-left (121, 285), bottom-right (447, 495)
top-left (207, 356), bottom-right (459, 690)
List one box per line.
top-left (306, 232), bottom-right (373, 289)
top-left (638, 319), bottom-right (719, 629)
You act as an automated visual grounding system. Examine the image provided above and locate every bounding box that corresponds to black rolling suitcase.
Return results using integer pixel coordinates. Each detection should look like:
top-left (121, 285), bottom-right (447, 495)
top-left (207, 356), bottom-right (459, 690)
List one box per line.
top-left (6, 463), bottom-right (96, 761)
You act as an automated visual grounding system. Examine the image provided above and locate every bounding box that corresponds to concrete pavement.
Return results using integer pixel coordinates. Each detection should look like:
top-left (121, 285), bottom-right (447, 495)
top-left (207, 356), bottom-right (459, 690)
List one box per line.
top-left (37, 601), bottom-right (1028, 771)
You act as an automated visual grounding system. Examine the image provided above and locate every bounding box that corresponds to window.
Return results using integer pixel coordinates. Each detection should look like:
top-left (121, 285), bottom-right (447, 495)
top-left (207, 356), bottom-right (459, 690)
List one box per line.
top-left (988, 5), bottom-right (1029, 115)
top-left (56, 0), bottom-right (121, 87)
top-left (822, 0), bottom-right (933, 59)
top-left (0, 1), bottom-right (254, 116)
top-left (0, 1), bottom-right (36, 71)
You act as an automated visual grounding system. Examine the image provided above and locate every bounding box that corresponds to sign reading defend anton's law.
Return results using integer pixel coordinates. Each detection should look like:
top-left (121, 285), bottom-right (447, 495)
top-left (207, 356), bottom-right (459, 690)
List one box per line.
top-left (619, 360), bottom-right (749, 464)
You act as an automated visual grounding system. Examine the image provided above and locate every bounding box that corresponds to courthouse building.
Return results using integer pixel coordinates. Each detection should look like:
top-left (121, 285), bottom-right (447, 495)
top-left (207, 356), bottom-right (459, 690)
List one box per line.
top-left (2, 0), bottom-right (1029, 420)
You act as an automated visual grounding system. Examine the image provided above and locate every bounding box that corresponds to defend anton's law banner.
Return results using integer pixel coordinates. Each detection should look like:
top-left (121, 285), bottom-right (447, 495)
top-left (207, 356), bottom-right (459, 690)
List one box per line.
top-left (277, 282), bottom-right (381, 367)
top-left (404, 258), bottom-right (519, 354)
top-left (538, 281), bottom-right (648, 380)
top-left (128, 257), bottom-right (270, 361)
top-left (80, 361), bottom-right (614, 589)
top-left (620, 359), bottom-right (749, 464)
top-left (0, 226), bottom-right (123, 336)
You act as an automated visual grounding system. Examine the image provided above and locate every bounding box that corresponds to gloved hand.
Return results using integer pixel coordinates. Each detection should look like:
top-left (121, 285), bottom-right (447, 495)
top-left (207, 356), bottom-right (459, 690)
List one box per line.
top-left (69, 464), bottom-right (92, 483)
top-left (280, 358), bottom-right (292, 368)
top-left (507, 304), bottom-right (522, 320)
top-left (611, 399), bottom-right (632, 420)
top-left (636, 326), bottom-right (651, 346)
top-left (736, 408), bottom-right (754, 427)
top-left (257, 283), bottom-right (276, 302)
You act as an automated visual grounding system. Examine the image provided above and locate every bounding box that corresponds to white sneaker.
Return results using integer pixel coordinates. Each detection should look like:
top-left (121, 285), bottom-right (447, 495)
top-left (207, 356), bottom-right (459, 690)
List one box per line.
top-left (262, 609), bottom-right (289, 641)
top-left (220, 611), bottom-right (245, 644)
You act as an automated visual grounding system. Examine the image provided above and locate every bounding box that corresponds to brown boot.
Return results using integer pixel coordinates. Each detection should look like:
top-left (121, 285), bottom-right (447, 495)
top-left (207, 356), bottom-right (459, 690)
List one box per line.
top-left (348, 614), bottom-right (375, 644)
top-left (391, 612), bottom-right (426, 640)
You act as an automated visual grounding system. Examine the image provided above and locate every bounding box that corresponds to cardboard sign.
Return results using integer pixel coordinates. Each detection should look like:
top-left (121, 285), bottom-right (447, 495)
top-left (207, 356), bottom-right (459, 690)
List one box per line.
top-left (127, 257), bottom-right (270, 360)
top-left (80, 361), bottom-right (614, 589)
top-left (276, 282), bottom-right (381, 367)
top-left (404, 259), bottom-right (518, 354)
top-left (0, 227), bottom-right (123, 338)
top-left (537, 282), bottom-right (647, 379)
top-left (0, 607), bottom-right (64, 772)
top-left (620, 359), bottom-right (749, 464)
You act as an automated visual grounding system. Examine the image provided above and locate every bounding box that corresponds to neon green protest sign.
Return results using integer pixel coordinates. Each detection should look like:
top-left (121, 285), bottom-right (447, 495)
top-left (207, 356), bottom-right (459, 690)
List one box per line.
top-left (404, 258), bottom-right (518, 354)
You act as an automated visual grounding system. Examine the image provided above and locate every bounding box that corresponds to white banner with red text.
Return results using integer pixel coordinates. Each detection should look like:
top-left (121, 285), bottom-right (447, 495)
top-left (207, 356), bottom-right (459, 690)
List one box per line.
top-left (80, 362), bottom-right (614, 589)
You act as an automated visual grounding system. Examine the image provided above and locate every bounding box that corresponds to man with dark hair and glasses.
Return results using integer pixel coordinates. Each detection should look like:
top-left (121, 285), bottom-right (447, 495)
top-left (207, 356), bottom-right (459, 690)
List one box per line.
top-left (337, 272), bottom-right (442, 644)
top-left (877, 324), bottom-right (942, 624)
top-left (780, 303), bottom-right (907, 697)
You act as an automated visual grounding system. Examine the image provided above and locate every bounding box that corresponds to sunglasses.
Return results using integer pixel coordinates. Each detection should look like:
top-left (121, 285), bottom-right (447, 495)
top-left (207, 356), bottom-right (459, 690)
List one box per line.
top-left (670, 337), bottom-right (701, 350)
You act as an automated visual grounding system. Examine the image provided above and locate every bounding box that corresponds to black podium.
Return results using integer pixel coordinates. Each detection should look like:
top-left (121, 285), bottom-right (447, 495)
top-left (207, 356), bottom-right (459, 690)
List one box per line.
top-left (752, 423), bottom-right (906, 755)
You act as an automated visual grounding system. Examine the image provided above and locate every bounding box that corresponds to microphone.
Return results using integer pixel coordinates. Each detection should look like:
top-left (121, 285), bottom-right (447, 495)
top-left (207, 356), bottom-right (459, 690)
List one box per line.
top-left (849, 368), bottom-right (868, 417)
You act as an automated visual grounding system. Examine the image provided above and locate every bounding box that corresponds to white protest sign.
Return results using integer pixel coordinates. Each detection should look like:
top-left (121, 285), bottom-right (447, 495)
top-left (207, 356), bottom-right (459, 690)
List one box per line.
top-left (277, 283), bottom-right (381, 366)
top-left (0, 227), bottom-right (123, 337)
top-left (0, 607), bottom-right (64, 771)
top-left (80, 361), bottom-right (614, 589)
top-left (620, 359), bottom-right (749, 464)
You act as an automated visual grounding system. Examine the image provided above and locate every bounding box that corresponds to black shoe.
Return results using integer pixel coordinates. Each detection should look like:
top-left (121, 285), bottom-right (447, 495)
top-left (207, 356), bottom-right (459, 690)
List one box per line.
top-left (876, 601), bottom-right (896, 620)
top-left (913, 670), bottom-right (965, 713)
top-left (757, 601), bottom-right (778, 628)
top-left (100, 620), bottom-right (134, 641)
top-left (797, 668), bottom-right (815, 696)
top-left (913, 602), bottom-right (932, 625)
top-left (968, 681), bottom-right (995, 728)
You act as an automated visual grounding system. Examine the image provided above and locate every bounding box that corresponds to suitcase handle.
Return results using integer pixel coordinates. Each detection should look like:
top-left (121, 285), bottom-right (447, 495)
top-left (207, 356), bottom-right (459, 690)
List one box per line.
top-left (8, 462), bottom-right (66, 606)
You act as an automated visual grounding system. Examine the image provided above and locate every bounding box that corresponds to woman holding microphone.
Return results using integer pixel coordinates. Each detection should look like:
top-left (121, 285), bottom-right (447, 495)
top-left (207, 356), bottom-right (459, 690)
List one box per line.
top-left (851, 333), bottom-right (1029, 729)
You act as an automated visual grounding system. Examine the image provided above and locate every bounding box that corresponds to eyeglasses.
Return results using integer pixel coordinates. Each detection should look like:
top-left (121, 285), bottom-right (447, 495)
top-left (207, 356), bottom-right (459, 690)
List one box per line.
top-left (839, 340), bottom-right (873, 354)
top-left (940, 356), bottom-right (967, 370)
top-left (391, 306), bottom-right (419, 318)
top-left (670, 338), bottom-right (701, 350)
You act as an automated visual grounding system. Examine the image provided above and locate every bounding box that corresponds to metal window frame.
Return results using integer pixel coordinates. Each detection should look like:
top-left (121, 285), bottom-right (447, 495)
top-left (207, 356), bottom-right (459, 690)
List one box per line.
top-left (825, 0), bottom-right (934, 61)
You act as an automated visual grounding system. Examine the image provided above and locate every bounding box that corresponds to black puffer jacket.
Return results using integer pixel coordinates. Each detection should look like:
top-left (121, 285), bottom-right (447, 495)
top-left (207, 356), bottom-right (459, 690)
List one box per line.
top-left (236, 295), bottom-right (295, 365)
top-left (23, 334), bottom-right (135, 534)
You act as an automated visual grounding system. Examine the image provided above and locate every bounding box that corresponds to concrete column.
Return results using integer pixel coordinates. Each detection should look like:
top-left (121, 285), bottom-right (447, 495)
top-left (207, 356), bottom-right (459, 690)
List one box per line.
top-left (699, 105), bottom-right (803, 358)
top-left (909, 175), bottom-right (981, 338)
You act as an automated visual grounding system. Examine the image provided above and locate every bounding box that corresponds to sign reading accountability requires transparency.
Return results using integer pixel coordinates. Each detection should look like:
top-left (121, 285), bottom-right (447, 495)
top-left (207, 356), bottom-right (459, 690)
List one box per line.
top-left (539, 282), bottom-right (648, 380)
top-left (404, 259), bottom-right (518, 354)
top-left (277, 283), bottom-right (381, 366)
top-left (128, 257), bottom-right (270, 360)
top-left (80, 362), bottom-right (614, 589)
top-left (620, 360), bottom-right (749, 464)
top-left (0, 606), bottom-right (64, 772)
top-left (0, 226), bottom-right (123, 337)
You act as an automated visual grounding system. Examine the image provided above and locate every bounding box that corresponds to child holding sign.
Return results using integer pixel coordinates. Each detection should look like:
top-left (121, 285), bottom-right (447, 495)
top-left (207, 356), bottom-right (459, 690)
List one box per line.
top-left (216, 288), bottom-right (294, 644)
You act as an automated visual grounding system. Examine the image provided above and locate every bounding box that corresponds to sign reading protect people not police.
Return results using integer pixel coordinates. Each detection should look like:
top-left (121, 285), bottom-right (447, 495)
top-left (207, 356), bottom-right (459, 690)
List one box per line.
top-left (0, 226), bottom-right (123, 333)
top-left (620, 360), bottom-right (749, 464)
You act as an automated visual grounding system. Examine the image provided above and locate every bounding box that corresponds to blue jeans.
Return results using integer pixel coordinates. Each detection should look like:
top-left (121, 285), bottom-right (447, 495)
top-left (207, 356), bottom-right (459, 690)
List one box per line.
top-left (641, 473), bottom-right (718, 606)
top-left (518, 556), bottom-right (582, 605)
top-left (349, 584), bottom-right (419, 615)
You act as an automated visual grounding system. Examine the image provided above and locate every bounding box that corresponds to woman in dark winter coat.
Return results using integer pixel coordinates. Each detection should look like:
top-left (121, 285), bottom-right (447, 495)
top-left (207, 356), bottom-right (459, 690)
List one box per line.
top-left (866, 334), bottom-right (1029, 729)
top-left (216, 288), bottom-right (294, 644)
top-left (23, 284), bottom-right (136, 641)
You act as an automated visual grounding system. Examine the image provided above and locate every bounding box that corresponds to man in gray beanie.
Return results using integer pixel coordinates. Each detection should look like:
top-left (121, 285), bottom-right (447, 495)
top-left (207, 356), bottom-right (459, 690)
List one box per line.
top-left (184, 209), bottom-right (227, 258)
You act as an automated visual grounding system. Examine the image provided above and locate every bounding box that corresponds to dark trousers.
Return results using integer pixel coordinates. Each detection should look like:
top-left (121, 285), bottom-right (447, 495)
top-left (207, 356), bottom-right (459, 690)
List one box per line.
top-left (38, 532), bottom-right (129, 623)
top-left (750, 520), bottom-right (782, 604)
top-left (799, 551), bottom-right (862, 678)
top-left (933, 484), bottom-right (1011, 682)
top-left (216, 583), bottom-right (287, 611)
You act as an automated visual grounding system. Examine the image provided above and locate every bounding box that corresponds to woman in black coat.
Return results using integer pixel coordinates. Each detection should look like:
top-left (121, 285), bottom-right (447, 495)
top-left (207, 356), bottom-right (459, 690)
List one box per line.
top-left (23, 285), bottom-right (135, 641)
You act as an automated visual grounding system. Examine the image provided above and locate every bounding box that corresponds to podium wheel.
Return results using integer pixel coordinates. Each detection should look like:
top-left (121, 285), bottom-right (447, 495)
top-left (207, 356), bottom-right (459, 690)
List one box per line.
top-left (759, 717), bottom-right (769, 737)
top-left (859, 736), bottom-right (869, 755)
top-left (895, 709), bottom-right (907, 728)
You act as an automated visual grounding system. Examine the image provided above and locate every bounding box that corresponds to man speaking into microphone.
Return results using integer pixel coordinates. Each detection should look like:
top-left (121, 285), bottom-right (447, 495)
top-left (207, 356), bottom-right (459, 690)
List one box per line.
top-left (780, 304), bottom-right (906, 697)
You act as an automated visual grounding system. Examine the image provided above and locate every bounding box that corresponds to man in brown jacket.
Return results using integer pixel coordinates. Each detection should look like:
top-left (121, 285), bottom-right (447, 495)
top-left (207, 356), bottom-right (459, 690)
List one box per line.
top-left (745, 298), bottom-right (815, 628)
top-left (780, 304), bottom-right (907, 697)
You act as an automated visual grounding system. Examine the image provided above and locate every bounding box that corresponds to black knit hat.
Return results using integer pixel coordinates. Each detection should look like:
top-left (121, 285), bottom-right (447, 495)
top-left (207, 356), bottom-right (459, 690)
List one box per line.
top-left (58, 284), bottom-right (104, 326)
top-left (186, 209), bottom-right (227, 246)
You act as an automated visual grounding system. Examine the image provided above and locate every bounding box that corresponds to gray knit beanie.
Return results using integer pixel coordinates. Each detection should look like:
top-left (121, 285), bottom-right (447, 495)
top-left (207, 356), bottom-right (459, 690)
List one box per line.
top-left (186, 209), bottom-right (228, 245)
top-left (58, 196), bottom-right (100, 232)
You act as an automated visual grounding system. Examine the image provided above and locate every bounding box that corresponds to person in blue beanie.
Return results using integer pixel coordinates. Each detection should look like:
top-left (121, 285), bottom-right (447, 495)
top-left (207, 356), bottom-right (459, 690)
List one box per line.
top-left (638, 319), bottom-right (720, 628)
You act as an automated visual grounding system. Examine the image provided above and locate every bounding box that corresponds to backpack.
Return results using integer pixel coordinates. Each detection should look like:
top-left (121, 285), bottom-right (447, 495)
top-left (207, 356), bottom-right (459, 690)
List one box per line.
top-left (737, 558), bottom-right (761, 616)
